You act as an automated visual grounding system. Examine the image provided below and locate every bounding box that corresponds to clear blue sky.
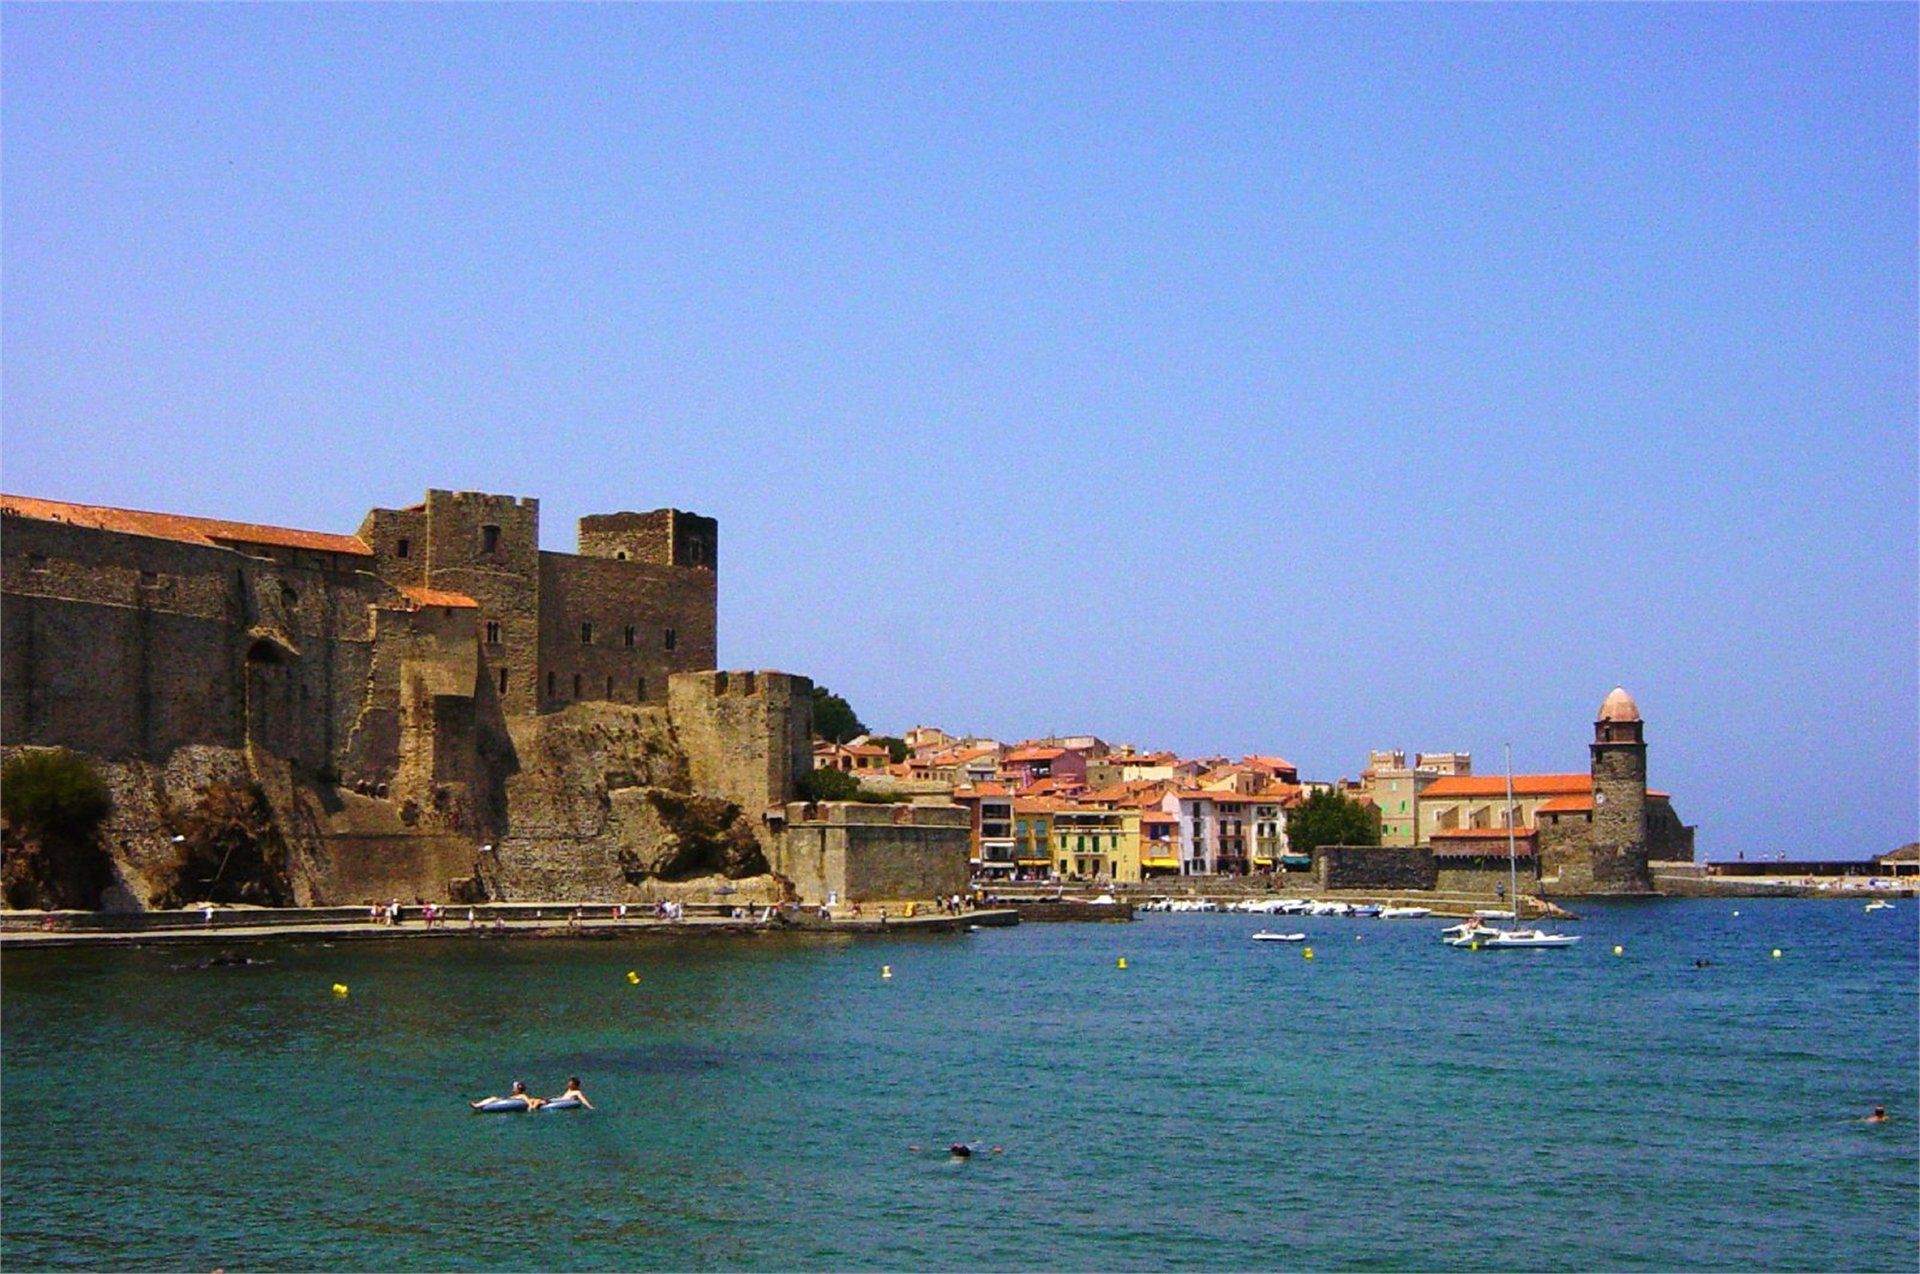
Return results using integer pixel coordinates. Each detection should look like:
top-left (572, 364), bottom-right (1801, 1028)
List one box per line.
top-left (4, 4), bottom-right (1914, 858)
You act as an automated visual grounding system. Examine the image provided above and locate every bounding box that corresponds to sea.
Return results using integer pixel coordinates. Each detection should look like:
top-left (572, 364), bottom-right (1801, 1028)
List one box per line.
top-left (2, 898), bottom-right (1915, 1271)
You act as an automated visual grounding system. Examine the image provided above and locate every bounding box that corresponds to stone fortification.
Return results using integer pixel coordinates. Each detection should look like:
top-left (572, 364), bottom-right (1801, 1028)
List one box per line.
top-left (1314, 844), bottom-right (1438, 891)
top-left (0, 489), bottom-right (828, 911)
top-left (775, 801), bottom-right (972, 906)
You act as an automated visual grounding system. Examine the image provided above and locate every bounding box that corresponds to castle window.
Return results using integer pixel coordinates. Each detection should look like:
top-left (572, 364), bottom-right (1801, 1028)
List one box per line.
top-left (485, 621), bottom-right (501, 645)
top-left (27, 553), bottom-right (47, 572)
top-left (606, 676), bottom-right (614, 698)
top-left (581, 622), bottom-right (593, 645)
top-left (637, 677), bottom-right (646, 700)
top-left (281, 584), bottom-right (299, 608)
top-left (573, 673), bottom-right (583, 698)
top-left (616, 551), bottom-right (628, 561)
top-left (624, 625), bottom-right (636, 648)
top-left (482, 525), bottom-right (501, 555)
top-left (396, 538), bottom-right (410, 559)
top-left (499, 667), bottom-right (509, 694)
top-left (547, 671), bottom-right (556, 698)
top-left (664, 627), bottom-right (677, 652)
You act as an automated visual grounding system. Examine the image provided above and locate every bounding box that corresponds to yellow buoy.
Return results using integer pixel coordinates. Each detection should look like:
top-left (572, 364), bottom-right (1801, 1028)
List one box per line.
top-left (626, 970), bottom-right (639, 984)
top-left (331, 983), bottom-right (349, 996)
top-left (1771, 948), bottom-right (1782, 959)
top-left (881, 965), bottom-right (892, 979)
top-left (1116, 957), bottom-right (1127, 969)
top-left (1303, 947), bottom-right (1314, 960)
top-left (1612, 945), bottom-right (1624, 956)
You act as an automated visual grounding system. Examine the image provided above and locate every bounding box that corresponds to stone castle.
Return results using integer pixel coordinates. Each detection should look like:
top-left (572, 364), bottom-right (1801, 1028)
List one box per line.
top-left (1, 489), bottom-right (967, 910)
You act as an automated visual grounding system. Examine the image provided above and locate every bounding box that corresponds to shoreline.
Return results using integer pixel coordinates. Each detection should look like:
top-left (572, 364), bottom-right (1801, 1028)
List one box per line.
top-left (0, 906), bottom-right (1019, 950)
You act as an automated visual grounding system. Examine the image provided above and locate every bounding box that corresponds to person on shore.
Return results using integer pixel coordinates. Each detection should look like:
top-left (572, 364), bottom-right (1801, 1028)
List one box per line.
top-left (1866, 1106), bottom-right (1889, 1123)
top-left (550, 1077), bottom-right (594, 1109)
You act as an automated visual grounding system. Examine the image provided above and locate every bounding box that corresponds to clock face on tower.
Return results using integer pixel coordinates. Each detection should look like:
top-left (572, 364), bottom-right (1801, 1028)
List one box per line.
top-left (1594, 791), bottom-right (1608, 806)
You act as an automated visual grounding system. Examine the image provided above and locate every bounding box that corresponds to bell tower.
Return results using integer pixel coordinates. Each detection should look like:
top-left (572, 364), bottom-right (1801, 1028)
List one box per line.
top-left (1588, 686), bottom-right (1651, 891)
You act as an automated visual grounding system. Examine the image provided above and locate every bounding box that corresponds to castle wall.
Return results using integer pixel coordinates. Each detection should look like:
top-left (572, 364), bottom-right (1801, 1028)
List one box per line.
top-left (577, 509), bottom-right (717, 570)
top-left (537, 551), bottom-right (715, 709)
top-left (774, 802), bottom-right (971, 904)
top-left (1313, 844), bottom-right (1437, 890)
top-left (1, 514), bottom-right (385, 774)
top-left (668, 671), bottom-right (812, 830)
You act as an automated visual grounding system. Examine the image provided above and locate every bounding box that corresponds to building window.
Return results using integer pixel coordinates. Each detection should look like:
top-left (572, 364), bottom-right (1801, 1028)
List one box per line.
top-left (482, 525), bottom-right (500, 554)
top-left (616, 551), bottom-right (628, 561)
top-left (581, 621), bottom-right (593, 646)
top-left (498, 667), bottom-right (509, 694)
top-left (396, 538), bottom-right (410, 559)
top-left (485, 621), bottom-right (501, 645)
top-left (606, 676), bottom-right (614, 698)
top-left (573, 673), bottom-right (582, 698)
top-left (664, 628), bottom-right (677, 651)
top-left (624, 625), bottom-right (636, 648)
top-left (636, 677), bottom-right (646, 700)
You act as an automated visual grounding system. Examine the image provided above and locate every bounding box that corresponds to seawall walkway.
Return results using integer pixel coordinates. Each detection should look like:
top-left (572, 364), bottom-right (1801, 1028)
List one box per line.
top-left (0, 903), bottom-right (1018, 950)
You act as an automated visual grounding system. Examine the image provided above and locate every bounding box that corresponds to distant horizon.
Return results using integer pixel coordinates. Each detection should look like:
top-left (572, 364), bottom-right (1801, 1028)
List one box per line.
top-left (4, 5), bottom-right (1913, 861)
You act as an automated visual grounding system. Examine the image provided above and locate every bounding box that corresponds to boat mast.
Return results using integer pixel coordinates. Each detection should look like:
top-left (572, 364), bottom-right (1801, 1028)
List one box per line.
top-left (1504, 744), bottom-right (1519, 923)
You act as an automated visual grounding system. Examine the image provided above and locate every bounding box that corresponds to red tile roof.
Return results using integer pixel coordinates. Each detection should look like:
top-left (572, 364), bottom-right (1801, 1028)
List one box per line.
top-left (1005, 746), bottom-right (1067, 762)
top-left (3, 494), bottom-right (372, 557)
top-left (1420, 774), bottom-right (1592, 799)
top-left (398, 585), bottom-right (479, 609)
top-left (1537, 795), bottom-right (1594, 814)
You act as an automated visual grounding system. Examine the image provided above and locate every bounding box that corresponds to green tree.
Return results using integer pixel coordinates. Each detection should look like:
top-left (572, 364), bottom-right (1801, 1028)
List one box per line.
top-left (810, 685), bottom-right (868, 744)
top-left (1284, 788), bottom-right (1382, 854)
top-left (1, 748), bottom-right (116, 909)
top-left (799, 766), bottom-right (869, 801)
top-left (870, 735), bottom-right (909, 764)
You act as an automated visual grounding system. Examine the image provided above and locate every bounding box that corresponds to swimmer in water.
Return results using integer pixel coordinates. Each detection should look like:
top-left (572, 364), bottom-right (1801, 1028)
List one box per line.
top-left (471, 1080), bottom-right (543, 1111)
top-left (1866, 1106), bottom-right (1889, 1124)
top-left (549, 1076), bottom-right (594, 1109)
top-left (949, 1143), bottom-right (973, 1159)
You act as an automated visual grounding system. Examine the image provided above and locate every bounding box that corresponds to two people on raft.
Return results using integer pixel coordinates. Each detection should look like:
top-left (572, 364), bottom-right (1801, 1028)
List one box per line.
top-left (470, 1077), bottom-right (593, 1111)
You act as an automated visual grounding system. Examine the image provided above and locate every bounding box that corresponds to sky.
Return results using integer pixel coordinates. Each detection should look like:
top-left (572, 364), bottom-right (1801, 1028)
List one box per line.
top-left (3, 4), bottom-right (1914, 858)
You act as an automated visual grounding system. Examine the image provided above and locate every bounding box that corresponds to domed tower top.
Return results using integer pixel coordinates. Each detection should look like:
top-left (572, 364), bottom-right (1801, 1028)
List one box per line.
top-left (1595, 686), bottom-right (1644, 744)
top-left (1598, 686), bottom-right (1641, 723)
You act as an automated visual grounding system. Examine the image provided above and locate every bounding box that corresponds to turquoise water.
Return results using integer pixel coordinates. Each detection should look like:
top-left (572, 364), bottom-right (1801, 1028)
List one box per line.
top-left (3, 898), bottom-right (1915, 1271)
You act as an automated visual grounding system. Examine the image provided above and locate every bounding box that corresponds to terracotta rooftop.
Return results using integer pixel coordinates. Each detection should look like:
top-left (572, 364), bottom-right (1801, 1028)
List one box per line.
top-left (397, 586), bottom-right (479, 610)
top-left (1005, 746), bottom-right (1067, 762)
top-left (3, 494), bottom-right (373, 557)
top-left (1537, 794), bottom-right (1594, 814)
top-left (1420, 774), bottom-right (1592, 800)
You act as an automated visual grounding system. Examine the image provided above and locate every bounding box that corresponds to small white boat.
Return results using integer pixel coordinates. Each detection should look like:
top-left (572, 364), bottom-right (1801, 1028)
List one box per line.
top-left (1442, 922), bottom-right (1500, 946)
top-left (1252, 931), bottom-right (1307, 943)
top-left (1379, 907), bottom-right (1433, 919)
top-left (1479, 928), bottom-right (1582, 950)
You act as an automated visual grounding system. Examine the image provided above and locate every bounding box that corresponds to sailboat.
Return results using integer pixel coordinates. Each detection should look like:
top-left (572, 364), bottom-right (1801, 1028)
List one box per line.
top-left (1447, 746), bottom-right (1580, 951)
